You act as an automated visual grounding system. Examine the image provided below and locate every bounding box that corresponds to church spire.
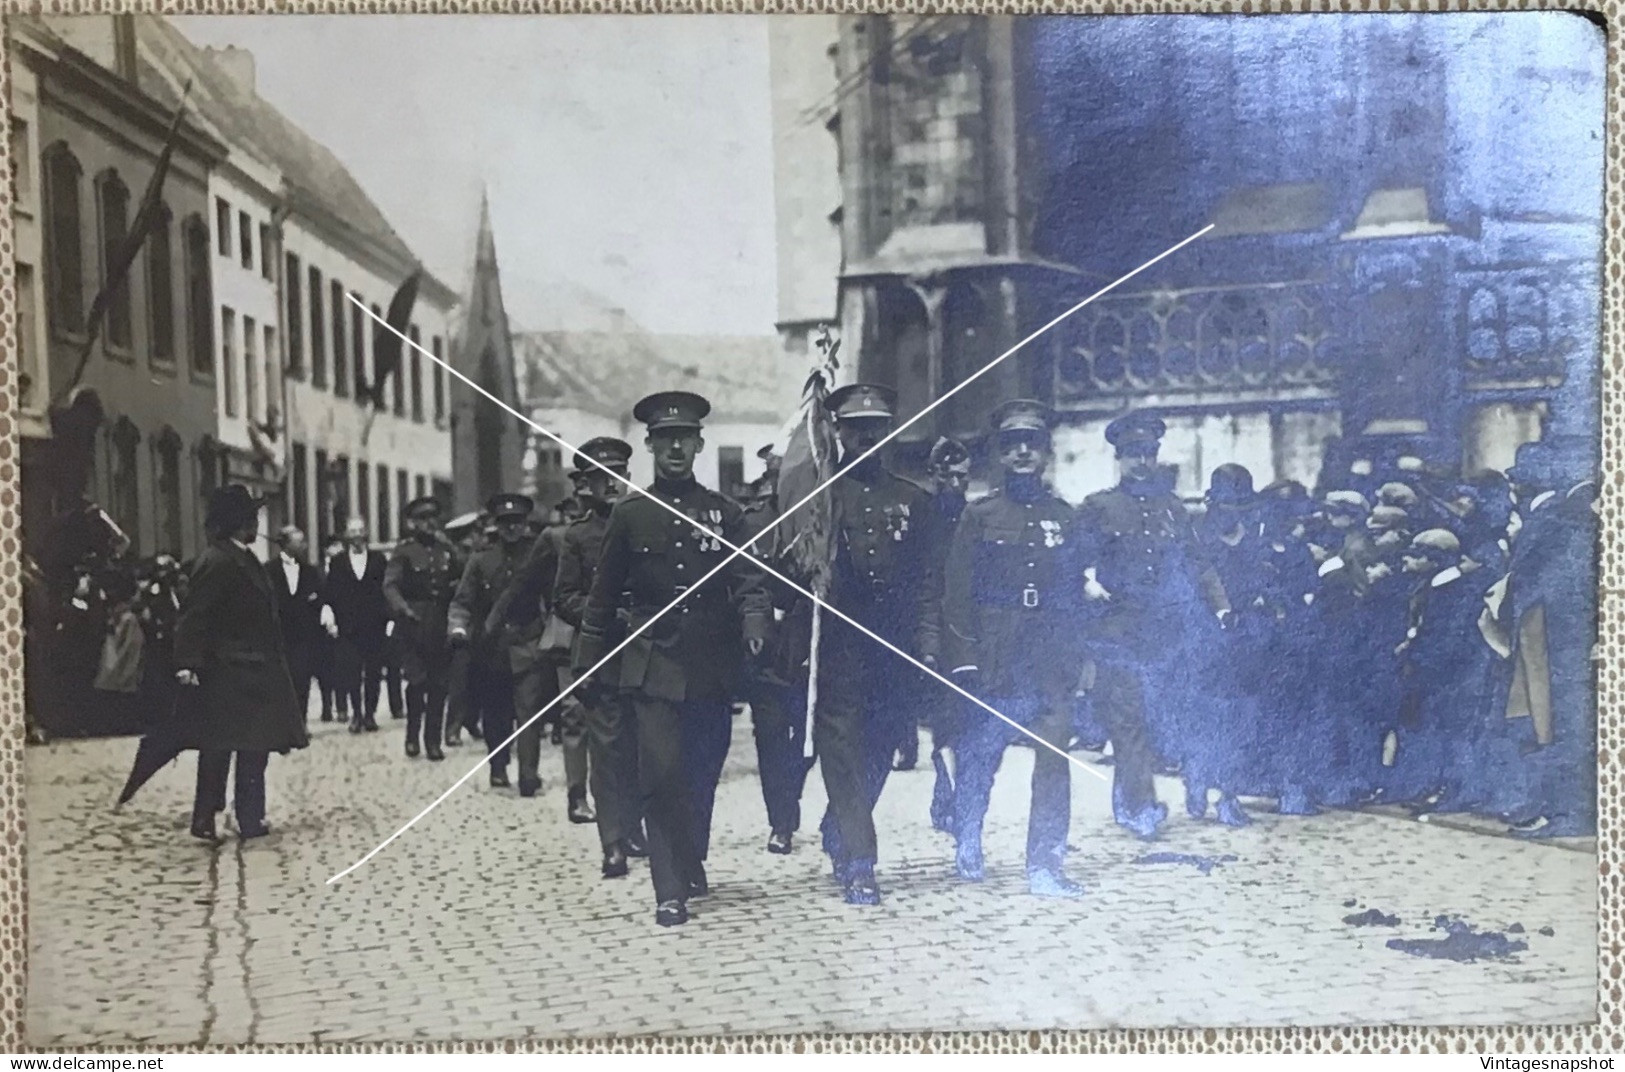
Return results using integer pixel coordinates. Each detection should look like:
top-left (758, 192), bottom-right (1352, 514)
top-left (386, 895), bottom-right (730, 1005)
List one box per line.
top-left (475, 184), bottom-right (497, 271)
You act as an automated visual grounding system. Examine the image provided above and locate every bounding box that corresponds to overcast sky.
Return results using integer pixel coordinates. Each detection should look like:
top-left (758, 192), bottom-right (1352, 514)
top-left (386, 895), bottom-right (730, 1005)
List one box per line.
top-left (176, 15), bottom-right (779, 337)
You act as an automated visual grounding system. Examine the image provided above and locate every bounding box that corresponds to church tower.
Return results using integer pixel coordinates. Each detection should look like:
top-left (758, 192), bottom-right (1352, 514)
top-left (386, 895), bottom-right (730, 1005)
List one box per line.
top-left (451, 191), bottom-right (526, 513)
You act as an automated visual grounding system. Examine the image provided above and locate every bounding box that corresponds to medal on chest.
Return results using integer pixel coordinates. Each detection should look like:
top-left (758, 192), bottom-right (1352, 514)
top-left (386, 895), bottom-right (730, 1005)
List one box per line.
top-left (1039, 519), bottom-right (1064, 548)
top-left (885, 503), bottom-right (910, 541)
top-left (690, 507), bottom-right (726, 553)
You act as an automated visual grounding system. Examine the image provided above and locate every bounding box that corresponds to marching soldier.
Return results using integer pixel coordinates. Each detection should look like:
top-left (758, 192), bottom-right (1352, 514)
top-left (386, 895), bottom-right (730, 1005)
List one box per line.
top-left (441, 511), bottom-right (484, 747)
top-left (913, 435), bottom-right (973, 822)
top-left (572, 392), bottom-right (770, 926)
top-left (943, 401), bottom-right (1085, 897)
top-left (813, 383), bottom-right (944, 907)
top-left (449, 493), bottom-right (536, 789)
top-left (554, 438), bottom-right (650, 876)
top-left (1074, 412), bottom-right (1230, 840)
top-left (384, 496), bottom-right (458, 761)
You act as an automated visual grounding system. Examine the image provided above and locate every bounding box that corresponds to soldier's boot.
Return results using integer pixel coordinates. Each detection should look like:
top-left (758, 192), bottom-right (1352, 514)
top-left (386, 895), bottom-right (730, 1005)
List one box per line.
top-left (954, 831), bottom-right (985, 882)
top-left (655, 900), bottom-right (688, 928)
top-left (929, 750), bottom-right (956, 834)
top-left (1027, 867), bottom-right (1086, 900)
top-left (624, 826), bottom-right (650, 858)
top-left (1214, 794), bottom-right (1251, 828)
top-left (766, 830), bottom-right (793, 855)
top-left (567, 786), bottom-right (595, 824)
top-left (842, 861), bottom-right (881, 906)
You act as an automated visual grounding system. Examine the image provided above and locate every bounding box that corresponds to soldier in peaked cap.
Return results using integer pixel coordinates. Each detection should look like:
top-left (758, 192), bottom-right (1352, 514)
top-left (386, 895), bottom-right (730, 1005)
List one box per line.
top-left (812, 382), bottom-right (945, 907)
top-left (552, 436), bottom-right (653, 875)
top-left (943, 400), bottom-right (1086, 897)
top-left (384, 496), bottom-right (458, 761)
top-left (573, 393), bottom-right (771, 926)
top-left (1074, 411), bottom-right (1230, 841)
top-left (450, 492), bottom-right (535, 788)
top-left (440, 511), bottom-right (485, 747)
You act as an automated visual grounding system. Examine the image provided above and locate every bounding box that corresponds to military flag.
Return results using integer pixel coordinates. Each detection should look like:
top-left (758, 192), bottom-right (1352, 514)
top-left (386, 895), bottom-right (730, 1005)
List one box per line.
top-left (359, 268), bottom-right (422, 446)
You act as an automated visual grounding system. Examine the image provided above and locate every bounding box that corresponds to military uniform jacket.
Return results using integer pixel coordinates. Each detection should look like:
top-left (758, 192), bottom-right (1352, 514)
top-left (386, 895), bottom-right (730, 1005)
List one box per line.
top-left (741, 498), bottom-right (813, 688)
top-left (828, 462), bottom-right (943, 659)
top-left (552, 510), bottom-right (614, 670)
top-left (1074, 479), bottom-right (1229, 655)
top-left (944, 485), bottom-right (1083, 698)
top-left (488, 524), bottom-right (569, 673)
top-left (449, 541), bottom-right (531, 665)
top-left (384, 536), bottom-right (458, 651)
top-left (574, 477), bottom-right (770, 703)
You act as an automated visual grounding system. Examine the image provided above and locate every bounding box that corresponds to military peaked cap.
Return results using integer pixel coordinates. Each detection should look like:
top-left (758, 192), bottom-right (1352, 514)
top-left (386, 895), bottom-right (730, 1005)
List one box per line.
top-left (990, 398), bottom-right (1054, 434)
top-left (403, 495), bottom-right (442, 520)
top-left (1411, 528), bottom-right (1461, 556)
top-left (575, 436), bottom-right (634, 472)
top-left (633, 391), bottom-right (710, 431)
top-left (825, 383), bottom-right (897, 421)
top-left (485, 492), bottom-right (534, 520)
top-left (1104, 412), bottom-right (1166, 456)
top-left (444, 511), bottom-right (482, 537)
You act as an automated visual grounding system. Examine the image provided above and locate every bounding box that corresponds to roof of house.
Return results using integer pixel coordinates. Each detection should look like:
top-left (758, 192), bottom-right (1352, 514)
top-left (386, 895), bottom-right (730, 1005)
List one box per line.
top-left (135, 17), bottom-right (452, 300)
top-left (517, 328), bottom-right (799, 427)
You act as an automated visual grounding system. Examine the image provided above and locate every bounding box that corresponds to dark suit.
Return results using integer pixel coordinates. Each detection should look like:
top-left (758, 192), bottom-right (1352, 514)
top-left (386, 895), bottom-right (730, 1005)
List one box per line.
top-left (574, 476), bottom-right (770, 904)
top-left (323, 548), bottom-right (390, 725)
top-left (267, 553), bottom-right (324, 722)
top-left (175, 540), bottom-right (308, 833)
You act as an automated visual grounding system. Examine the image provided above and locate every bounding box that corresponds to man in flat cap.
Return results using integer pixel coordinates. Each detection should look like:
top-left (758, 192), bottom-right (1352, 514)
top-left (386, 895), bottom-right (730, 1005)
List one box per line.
top-left (553, 437), bottom-right (652, 875)
top-left (450, 492), bottom-right (536, 789)
top-left (943, 400), bottom-right (1085, 897)
top-left (384, 496), bottom-right (458, 761)
top-left (812, 382), bottom-right (944, 907)
top-left (573, 392), bottom-right (770, 926)
top-left (440, 512), bottom-right (485, 747)
top-left (1074, 411), bottom-right (1230, 840)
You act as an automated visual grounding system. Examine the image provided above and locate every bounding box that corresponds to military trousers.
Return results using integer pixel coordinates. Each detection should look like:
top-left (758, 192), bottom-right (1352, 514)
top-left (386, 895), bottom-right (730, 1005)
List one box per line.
top-left (445, 645), bottom-right (475, 740)
top-left (815, 620), bottom-right (912, 872)
top-left (1090, 654), bottom-right (1161, 826)
top-left (631, 696), bottom-right (732, 904)
top-left (513, 657), bottom-right (588, 792)
top-left (747, 677), bottom-right (813, 836)
top-left (479, 661), bottom-right (517, 772)
top-left (400, 641), bottom-right (450, 750)
top-left (585, 690), bottom-right (641, 850)
top-left (951, 693), bottom-right (1072, 873)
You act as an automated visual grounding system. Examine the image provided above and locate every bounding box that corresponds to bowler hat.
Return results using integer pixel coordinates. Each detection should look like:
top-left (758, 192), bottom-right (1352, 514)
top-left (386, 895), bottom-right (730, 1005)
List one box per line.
top-left (825, 383), bottom-right (897, 421)
top-left (1206, 464), bottom-right (1256, 508)
top-left (633, 391), bottom-right (710, 432)
top-left (205, 484), bottom-right (259, 536)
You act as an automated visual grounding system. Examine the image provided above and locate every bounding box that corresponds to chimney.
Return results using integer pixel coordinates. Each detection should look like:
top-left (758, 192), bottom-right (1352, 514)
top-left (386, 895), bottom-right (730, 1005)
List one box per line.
top-left (205, 46), bottom-right (257, 95)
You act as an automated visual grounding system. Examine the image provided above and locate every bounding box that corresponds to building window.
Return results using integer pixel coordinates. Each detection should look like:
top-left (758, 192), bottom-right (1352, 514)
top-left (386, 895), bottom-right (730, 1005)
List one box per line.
top-left (331, 279), bottom-right (349, 397)
top-left (196, 435), bottom-right (222, 505)
top-left (350, 296), bottom-right (367, 402)
top-left (94, 171), bottom-right (133, 350)
top-left (215, 197), bottom-right (231, 257)
top-left (309, 266), bottom-right (326, 388)
top-left (431, 336), bottom-right (446, 424)
top-left (152, 427), bottom-right (183, 555)
top-left (183, 215), bottom-right (213, 376)
top-left (243, 315), bottom-right (259, 422)
top-left (263, 325), bottom-right (276, 424)
top-left (314, 448), bottom-right (331, 544)
top-left (42, 144), bottom-right (84, 337)
top-left (718, 445), bottom-right (745, 498)
top-left (432, 478), bottom-right (453, 510)
top-left (11, 119), bottom-right (30, 205)
top-left (334, 455), bottom-right (351, 530)
top-left (258, 222), bottom-right (272, 279)
top-left (396, 470), bottom-right (409, 531)
top-left (290, 441), bottom-right (309, 540)
top-left (146, 204), bottom-right (174, 365)
top-left (220, 307), bottom-right (237, 417)
top-left (106, 417), bottom-right (141, 555)
top-left (238, 210), bottom-right (252, 269)
top-left (356, 462), bottom-right (371, 536)
top-left (285, 252), bottom-right (303, 377)
top-left (409, 325), bottom-right (424, 422)
top-left (414, 473), bottom-right (427, 500)
top-left (17, 264), bottom-right (38, 410)
top-left (376, 463), bottom-right (391, 543)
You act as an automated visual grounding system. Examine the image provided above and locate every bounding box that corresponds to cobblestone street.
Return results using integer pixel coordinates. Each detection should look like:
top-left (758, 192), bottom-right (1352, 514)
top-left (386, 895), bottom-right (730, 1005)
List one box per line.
top-left (27, 710), bottom-right (1596, 1045)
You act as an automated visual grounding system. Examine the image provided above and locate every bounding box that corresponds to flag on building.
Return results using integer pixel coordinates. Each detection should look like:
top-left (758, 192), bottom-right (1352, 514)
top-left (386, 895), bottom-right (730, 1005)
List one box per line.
top-left (361, 268), bottom-right (422, 411)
